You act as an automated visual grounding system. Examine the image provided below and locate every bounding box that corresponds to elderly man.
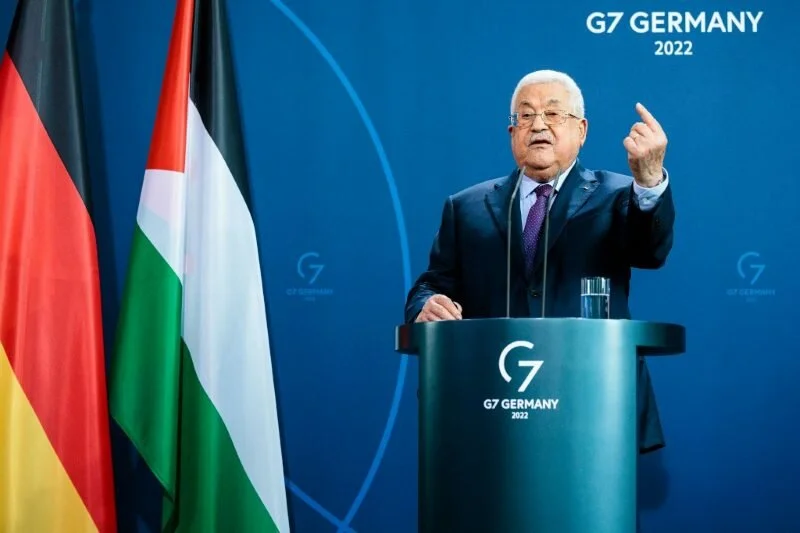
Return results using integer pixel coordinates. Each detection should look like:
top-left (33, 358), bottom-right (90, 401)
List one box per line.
top-left (404, 69), bottom-right (674, 453)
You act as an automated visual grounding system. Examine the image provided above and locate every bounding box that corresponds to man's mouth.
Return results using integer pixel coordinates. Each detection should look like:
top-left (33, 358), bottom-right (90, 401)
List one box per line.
top-left (529, 138), bottom-right (552, 146)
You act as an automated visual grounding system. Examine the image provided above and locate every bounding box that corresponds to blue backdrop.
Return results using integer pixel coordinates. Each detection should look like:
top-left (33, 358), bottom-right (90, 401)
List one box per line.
top-left (1, 0), bottom-right (799, 531)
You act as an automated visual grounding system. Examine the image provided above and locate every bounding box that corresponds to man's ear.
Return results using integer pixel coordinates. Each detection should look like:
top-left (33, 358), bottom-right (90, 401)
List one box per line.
top-left (578, 118), bottom-right (588, 147)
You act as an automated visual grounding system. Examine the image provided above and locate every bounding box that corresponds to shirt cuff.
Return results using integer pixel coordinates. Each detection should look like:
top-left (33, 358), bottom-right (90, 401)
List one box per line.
top-left (632, 168), bottom-right (669, 211)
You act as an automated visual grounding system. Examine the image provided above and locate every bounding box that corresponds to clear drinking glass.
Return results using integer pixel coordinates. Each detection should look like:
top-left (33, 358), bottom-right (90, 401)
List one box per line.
top-left (581, 277), bottom-right (610, 319)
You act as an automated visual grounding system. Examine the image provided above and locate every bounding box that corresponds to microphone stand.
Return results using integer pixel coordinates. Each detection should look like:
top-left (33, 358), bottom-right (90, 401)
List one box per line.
top-left (506, 166), bottom-right (525, 318)
top-left (540, 166), bottom-right (563, 318)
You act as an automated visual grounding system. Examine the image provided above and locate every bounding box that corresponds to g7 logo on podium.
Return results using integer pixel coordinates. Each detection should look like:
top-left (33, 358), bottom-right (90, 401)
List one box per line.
top-left (499, 340), bottom-right (543, 393)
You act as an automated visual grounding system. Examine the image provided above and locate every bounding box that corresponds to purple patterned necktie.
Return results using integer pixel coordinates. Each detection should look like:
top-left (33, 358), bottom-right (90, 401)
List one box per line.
top-left (522, 183), bottom-right (553, 276)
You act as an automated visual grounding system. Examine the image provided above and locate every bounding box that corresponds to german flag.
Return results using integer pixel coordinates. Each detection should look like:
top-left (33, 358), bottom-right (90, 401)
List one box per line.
top-left (0, 0), bottom-right (118, 531)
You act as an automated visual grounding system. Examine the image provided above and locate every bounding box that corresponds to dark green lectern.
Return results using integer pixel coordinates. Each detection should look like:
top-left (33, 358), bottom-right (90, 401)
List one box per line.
top-left (395, 318), bottom-right (685, 533)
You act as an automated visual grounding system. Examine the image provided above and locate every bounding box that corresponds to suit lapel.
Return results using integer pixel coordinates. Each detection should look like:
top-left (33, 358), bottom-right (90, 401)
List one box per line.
top-left (485, 168), bottom-right (526, 281)
top-left (530, 163), bottom-right (599, 278)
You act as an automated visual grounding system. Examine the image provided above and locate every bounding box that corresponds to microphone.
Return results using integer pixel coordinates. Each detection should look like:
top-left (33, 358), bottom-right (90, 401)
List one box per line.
top-left (540, 166), bottom-right (564, 318)
top-left (505, 166), bottom-right (526, 318)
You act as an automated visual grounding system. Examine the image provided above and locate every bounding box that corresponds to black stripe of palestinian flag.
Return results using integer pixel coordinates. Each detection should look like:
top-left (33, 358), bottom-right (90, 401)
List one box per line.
top-left (108, 0), bottom-right (290, 531)
top-left (190, 0), bottom-right (251, 208)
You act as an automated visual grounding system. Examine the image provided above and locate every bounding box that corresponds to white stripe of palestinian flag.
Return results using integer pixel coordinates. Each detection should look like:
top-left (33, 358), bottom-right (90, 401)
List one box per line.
top-left (111, 0), bottom-right (289, 530)
top-left (136, 98), bottom-right (290, 532)
top-left (183, 99), bottom-right (290, 532)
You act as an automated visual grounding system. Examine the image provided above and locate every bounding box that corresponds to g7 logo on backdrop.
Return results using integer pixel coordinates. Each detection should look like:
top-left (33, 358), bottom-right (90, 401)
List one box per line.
top-left (297, 252), bottom-right (324, 285)
top-left (586, 12), bottom-right (625, 33)
top-left (287, 251), bottom-right (334, 301)
top-left (585, 11), bottom-right (764, 57)
top-left (585, 11), bottom-right (763, 34)
top-left (737, 251), bottom-right (765, 286)
top-left (498, 341), bottom-right (543, 393)
top-left (726, 251), bottom-right (775, 302)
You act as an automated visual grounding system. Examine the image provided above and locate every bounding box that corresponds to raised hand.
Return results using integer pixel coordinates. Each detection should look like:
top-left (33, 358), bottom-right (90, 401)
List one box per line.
top-left (623, 102), bottom-right (668, 188)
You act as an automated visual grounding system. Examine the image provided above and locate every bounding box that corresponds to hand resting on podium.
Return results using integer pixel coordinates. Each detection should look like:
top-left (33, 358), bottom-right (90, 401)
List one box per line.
top-left (415, 294), bottom-right (463, 322)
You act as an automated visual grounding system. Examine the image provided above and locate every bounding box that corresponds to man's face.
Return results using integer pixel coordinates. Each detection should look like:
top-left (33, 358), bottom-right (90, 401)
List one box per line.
top-left (508, 82), bottom-right (588, 181)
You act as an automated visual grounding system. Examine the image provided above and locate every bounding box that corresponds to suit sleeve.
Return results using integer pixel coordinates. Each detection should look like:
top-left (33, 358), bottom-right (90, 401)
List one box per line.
top-left (404, 196), bottom-right (462, 323)
top-left (623, 179), bottom-right (675, 269)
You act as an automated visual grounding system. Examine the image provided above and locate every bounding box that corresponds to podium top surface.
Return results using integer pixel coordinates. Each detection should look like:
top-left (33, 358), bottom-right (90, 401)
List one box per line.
top-left (395, 317), bottom-right (685, 357)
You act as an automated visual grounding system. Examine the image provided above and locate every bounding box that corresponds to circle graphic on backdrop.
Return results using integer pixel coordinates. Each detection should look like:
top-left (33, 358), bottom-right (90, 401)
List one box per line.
top-left (269, 1), bottom-right (412, 531)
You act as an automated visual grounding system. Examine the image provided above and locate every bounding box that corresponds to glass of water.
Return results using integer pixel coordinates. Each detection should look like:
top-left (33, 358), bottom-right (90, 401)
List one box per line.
top-left (581, 277), bottom-right (610, 319)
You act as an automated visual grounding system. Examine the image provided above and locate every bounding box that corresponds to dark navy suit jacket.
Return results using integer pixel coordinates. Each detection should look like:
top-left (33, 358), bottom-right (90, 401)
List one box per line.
top-left (405, 161), bottom-right (675, 453)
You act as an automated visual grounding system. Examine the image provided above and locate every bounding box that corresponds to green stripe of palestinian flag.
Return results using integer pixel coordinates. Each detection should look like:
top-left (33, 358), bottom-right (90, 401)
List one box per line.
top-left (109, 0), bottom-right (290, 531)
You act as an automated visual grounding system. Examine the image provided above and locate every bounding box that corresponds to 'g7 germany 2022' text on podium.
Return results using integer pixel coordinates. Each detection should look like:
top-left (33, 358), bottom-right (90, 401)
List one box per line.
top-left (395, 318), bottom-right (685, 533)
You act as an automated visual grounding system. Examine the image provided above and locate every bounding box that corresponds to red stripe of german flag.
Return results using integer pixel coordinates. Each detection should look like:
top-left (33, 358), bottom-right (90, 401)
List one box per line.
top-left (0, 0), bottom-right (117, 531)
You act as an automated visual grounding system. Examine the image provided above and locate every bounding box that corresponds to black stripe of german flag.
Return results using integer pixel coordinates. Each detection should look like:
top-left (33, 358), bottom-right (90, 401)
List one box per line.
top-left (7, 0), bottom-right (92, 212)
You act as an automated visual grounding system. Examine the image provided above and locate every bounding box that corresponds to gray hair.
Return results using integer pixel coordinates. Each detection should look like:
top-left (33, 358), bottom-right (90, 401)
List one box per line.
top-left (510, 70), bottom-right (585, 118)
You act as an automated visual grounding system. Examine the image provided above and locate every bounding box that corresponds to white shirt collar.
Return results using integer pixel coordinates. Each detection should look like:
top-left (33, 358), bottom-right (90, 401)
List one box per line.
top-left (520, 159), bottom-right (577, 198)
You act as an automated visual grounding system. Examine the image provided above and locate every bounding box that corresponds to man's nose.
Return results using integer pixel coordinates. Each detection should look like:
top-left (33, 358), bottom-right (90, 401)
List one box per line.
top-left (530, 114), bottom-right (548, 131)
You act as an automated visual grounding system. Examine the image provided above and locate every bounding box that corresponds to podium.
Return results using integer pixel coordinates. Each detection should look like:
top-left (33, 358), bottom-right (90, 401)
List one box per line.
top-left (395, 318), bottom-right (685, 533)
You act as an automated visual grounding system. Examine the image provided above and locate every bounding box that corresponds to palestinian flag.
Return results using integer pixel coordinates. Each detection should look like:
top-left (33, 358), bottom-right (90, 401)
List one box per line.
top-left (108, 0), bottom-right (290, 531)
top-left (0, 0), bottom-right (118, 531)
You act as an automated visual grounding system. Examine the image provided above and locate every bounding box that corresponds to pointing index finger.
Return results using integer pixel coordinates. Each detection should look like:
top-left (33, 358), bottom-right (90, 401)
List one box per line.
top-left (636, 102), bottom-right (662, 132)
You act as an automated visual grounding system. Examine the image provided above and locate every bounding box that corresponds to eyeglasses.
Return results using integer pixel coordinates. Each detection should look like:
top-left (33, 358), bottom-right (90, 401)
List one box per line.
top-left (509, 110), bottom-right (580, 127)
